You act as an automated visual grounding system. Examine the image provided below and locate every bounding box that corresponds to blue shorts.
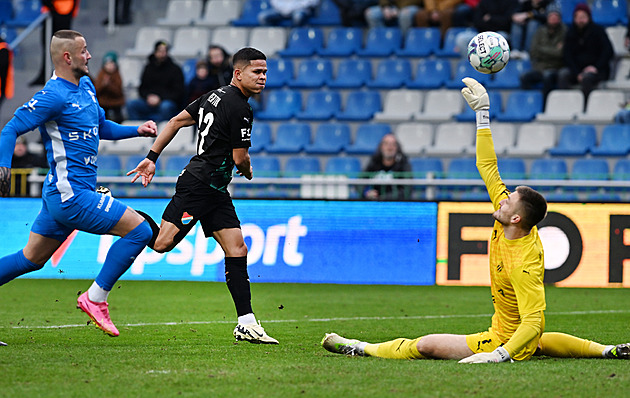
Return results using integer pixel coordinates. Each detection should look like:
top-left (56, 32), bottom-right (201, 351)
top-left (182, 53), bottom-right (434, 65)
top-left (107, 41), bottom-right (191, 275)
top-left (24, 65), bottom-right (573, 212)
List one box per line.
top-left (31, 190), bottom-right (128, 242)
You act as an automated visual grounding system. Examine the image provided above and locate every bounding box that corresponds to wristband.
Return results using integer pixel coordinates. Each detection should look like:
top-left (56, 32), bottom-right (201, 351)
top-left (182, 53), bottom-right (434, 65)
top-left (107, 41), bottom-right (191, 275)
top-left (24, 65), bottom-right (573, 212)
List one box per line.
top-left (476, 110), bottom-right (490, 130)
top-left (146, 150), bottom-right (159, 163)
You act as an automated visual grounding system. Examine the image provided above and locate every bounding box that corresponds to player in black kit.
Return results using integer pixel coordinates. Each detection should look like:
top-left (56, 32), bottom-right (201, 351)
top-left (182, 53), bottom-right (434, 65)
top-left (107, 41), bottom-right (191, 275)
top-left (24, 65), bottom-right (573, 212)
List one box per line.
top-left (128, 47), bottom-right (278, 344)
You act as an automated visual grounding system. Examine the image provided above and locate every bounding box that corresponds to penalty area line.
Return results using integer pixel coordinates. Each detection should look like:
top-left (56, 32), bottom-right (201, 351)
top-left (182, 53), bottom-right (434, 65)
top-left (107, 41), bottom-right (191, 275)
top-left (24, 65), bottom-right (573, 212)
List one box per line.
top-left (3, 309), bottom-right (630, 330)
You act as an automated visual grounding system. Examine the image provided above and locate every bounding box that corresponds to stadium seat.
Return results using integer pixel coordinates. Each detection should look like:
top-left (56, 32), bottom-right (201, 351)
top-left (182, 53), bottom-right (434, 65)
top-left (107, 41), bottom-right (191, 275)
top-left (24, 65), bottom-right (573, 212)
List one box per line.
top-left (305, 123), bottom-right (351, 154)
top-left (170, 27), bottom-right (210, 58)
top-left (196, 0), bottom-right (241, 26)
top-left (508, 123), bottom-right (556, 156)
top-left (181, 57), bottom-right (197, 85)
top-left (325, 157), bottom-right (362, 176)
top-left (559, 0), bottom-right (581, 25)
top-left (394, 123), bottom-right (433, 155)
top-left (209, 27), bottom-right (249, 55)
top-left (488, 123), bottom-right (517, 156)
top-left (576, 90), bottom-right (625, 123)
top-left (366, 59), bottom-right (412, 89)
top-left (125, 27), bottom-right (173, 58)
top-left (591, 0), bottom-right (627, 26)
top-left (410, 158), bottom-right (443, 178)
top-left (327, 59), bottom-right (371, 89)
top-left (487, 59), bottom-right (531, 89)
top-left (159, 124), bottom-right (195, 154)
top-left (528, 158), bottom-right (568, 192)
top-left (445, 59), bottom-right (491, 89)
top-left (296, 90), bottom-right (341, 121)
top-left (570, 158), bottom-right (609, 192)
top-left (591, 124), bottom-right (630, 157)
top-left (425, 122), bottom-right (475, 156)
top-left (548, 124), bottom-right (597, 156)
top-left (374, 90), bottom-right (422, 122)
top-left (455, 91), bottom-right (502, 122)
top-left (284, 156), bottom-right (321, 177)
top-left (249, 123), bottom-right (272, 153)
top-left (248, 27), bottom-right (287, 57)
top-left (265, 58), bottom-right (293, 89)
top-left (287, 59), bottom-right (333, 88)
top-left (309, 0), bottom-right (342, 25)
top-left (587, 193), bottom-right (621, 202)
top-left (0, 1), bottom-right (13, 25)
top-left (497, 158), bottom-right (526, 180)
top-left (356, 27), bottom-right (402, 57)
top-left (279, 27), bottom-right (325, 57)
top-left (232, 0), bottom-right (269, 26)
top-left (605, 58), bottom-right (630, 89)
top-left (496, 90), bottom-right (543, 122)
top-left (317, 27), bottom-right (362, 57)
top-left (444, 158), bottom-right (481, 199)
top-left (536, 90), bottom-right (584, 122)
top-left (396, 27), bottom-right (441, 57)
top-left (336, 90), bottom-right (381, 121)
top-left (164, 155), bottom-right (191, 176)
top-left (414, 90), bottom-right (463, 122)
top-left (435, 27), bottom-right (476, 58)
top-left (612, 159), bottom-right (630, 187)
top-left (251, 155), bottom-right (281, 177)
top-left (606, 26), bottom-right (629, 57)
top-left (97, 155), bottom-right (123, 177)
top-left (5, 0), bottom-right (40, 28)
top-left (266, 123), bottom-right (311, 153)
top-left (117, 57), bottom-right (144, 89)
top-left (157, 0), bottom-right (203, 26)
top-left (256, 89), bottom-right (302, 120)
top-left (345, 124), bottom-right (391, 154)
top-left (407, 58), bottom-right (451, 89)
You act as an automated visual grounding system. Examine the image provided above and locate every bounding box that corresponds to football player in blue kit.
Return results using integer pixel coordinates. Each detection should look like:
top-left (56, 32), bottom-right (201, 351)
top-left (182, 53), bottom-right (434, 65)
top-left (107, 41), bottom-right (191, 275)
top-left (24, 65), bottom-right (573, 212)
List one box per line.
top-left (0, 30), bottom-right (158, 344)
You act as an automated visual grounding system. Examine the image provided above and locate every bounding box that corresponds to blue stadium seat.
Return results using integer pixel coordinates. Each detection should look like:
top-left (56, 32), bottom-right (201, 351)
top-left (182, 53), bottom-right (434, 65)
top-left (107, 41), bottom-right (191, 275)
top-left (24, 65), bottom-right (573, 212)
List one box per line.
top-left (0, 1), bottom-right (13, 24)
top-left (345, 123), bottom-right (390, 154)
top-left (487, 59), bottom-right (531, 89)
top-left (559, 0), bottom-right (581, 25)
top-left (587, 193), bottom-right (621, 202)
top-left (529, 158), bottom-right (568, 193)
top-left (456, 91), bottom-right (502, 122)
top-left (613, 159), bottom-right (630, 182)
top-left (445, 59), bottom-right (491, 89)
top-left (336, 90), bottom-right (381, 121)
top-left (97, 155), bottom-right (122, 177)
top-left (232, 0), bottom-right (269, 26)
top-left (266, 123), bottom-right (311, 153)
top-left (495, 90), bottom-right (543, 122)
top-left (265, 58), bottom-right (293, 89)
top-left (325, 157), bottom-right (362, 176)
top-left (305, 123), bottom-right (351, 154)
top-left (309, 0), bottom-right (342, 26)
top-left (591, 124), bottom-right (630, 157)
top-left (256, 89), bottom-right (302, 120)
top-left (366, 59), bottom-right (412, 89)
top-left (544, 192), bottom-right (578, 202)
top-left (410, 158), bottom-right (443, 178)
top-left (278, 27), bottom-right (324, 57)
top-left (570, 158), bottom-right (609, 192)
top-left (284, 156), bottom-right (321, 177)
top-left (396, 27), bottom-right (441, 57)
top-left (356, 27), bottom-right (402, 57)
top-left (591, 0), bottom-right (627, 26)
top-left (497, 158), bottom-right (526, 180)
top-left (164, 155), bottom-right (191, 176)
top-left (5, 0), bottom-right (40, 27)
top-left (435, 27), bottom-right (476, 58)
top-left (407, 58), bottom-right (451, 89)
top-left (327, 59), bottom-right (371, 88)
top-left (296, 90), bottom-right (341, 121)
top-left (447, 158), bottom-right (479, 179)
top-left (249, 122), bottom-right (272, 153)
top-left (251, 155), bottom-right (281, 177)
top-left (287, 59), bottom-right (333, 88)
top-left (548, 125), bottom-right (597, 156)
top-left (182, 58), bottom-right (197, 85)
top-left (317, 27), bottom-right (362, 57)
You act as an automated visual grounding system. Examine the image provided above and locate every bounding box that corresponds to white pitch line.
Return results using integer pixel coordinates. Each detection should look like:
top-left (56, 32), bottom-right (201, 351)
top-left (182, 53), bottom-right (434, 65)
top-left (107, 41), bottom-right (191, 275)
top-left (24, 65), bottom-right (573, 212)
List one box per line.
top-left (3, 309), bottom-right (629, 330)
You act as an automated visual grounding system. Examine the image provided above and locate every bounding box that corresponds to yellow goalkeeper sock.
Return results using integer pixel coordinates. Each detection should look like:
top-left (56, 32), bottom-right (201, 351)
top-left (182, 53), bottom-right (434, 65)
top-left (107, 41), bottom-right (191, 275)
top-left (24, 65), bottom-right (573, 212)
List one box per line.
top-left (539, 332), bottom-right (606, 358)
top-left (364, 337), bottom-right (425, 359)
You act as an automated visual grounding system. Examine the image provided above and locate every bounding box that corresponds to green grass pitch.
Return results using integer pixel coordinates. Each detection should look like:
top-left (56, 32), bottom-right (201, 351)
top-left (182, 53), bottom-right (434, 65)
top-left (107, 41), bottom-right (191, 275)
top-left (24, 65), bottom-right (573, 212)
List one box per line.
top-left (1, 279), bottom-right (629, 397)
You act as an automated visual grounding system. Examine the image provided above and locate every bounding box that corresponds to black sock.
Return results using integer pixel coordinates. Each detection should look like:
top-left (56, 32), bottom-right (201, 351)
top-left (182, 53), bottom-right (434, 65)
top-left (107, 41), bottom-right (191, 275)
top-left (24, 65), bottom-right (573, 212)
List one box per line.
top-left (225, 256), bottom-right (253, 317)
top-left (135, 210), bottom-right (159, 250)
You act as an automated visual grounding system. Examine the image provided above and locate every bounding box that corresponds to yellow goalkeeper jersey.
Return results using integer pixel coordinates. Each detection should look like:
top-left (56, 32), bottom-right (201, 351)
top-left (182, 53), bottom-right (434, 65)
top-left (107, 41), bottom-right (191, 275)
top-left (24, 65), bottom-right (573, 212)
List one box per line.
top-left (476, 127), bottom-right (546, 359)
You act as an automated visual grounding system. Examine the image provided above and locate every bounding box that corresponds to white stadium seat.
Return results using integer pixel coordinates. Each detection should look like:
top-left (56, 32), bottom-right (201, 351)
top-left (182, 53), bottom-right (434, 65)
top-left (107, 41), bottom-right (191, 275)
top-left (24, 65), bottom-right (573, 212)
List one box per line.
top-left (125, 27), bottom-right (173, 58)
top-left (196, 0), bottom-right (242, 26)
top-left (157, 0), bottom-right (203, 26)
top-left (374, 90), bottom-right (423, 122)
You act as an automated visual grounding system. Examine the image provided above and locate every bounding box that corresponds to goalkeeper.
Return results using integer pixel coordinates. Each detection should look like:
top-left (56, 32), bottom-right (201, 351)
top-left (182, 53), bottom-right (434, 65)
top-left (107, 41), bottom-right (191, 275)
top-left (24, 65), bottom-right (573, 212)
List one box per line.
top-left (322, 78), bottom-right (629, 363)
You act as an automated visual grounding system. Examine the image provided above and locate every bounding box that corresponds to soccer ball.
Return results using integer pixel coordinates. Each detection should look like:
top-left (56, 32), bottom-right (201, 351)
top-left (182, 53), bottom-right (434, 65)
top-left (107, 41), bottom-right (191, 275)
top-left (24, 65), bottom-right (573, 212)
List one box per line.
top-left (467, 31), bottom-right (510, 74)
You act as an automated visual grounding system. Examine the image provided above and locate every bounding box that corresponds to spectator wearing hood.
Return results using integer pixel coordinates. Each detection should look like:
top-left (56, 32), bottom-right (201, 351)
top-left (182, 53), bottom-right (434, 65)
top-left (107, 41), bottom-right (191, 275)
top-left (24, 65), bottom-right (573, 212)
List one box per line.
top-left (126, 40), bottom-right (185, 122)
top-left (94, 51), bottom-right (125, 123)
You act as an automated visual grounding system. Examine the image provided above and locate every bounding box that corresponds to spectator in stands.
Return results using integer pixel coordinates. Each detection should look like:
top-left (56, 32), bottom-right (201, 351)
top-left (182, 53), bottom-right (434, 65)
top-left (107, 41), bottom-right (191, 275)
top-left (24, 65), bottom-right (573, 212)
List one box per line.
top-left (0, 37), bottom-right (13, 114)
top-left (414, 0), bottom-right (462, 39)
top-left (332, 0), bottom-right (378, 26)
top-left (362, 133), bottom-right (411, 200)
top-left (557, 3), bottom-right (614, 103)
top-left (102, 0), bottom-right (133, 25)
top-left (187, 60), bottom-right (214, 104)
top-left (452, 0), bottom-right (479, 27)
top-left (473, 0), bottom-right (518, 35)
top-left (11, 137), bottom-right (48, 196)
top-left (258, 0), bottom-right (320, 26)
top-left (94, 51), bottom-right (125, 123)
top-left (126, 41), bottom-right (185, 122)
top-left (510, 0), bottom-right (552, 57)
top-left (520, 6), bottom-right (566, 104)
top-left (31, 0), bottom-right (80, 86)
top-left (364, 0), bottom-right (422, 33)
top-left (614, 101), bottom-right (630, 124)
top-left (205, 45), bottom-right (233, 91)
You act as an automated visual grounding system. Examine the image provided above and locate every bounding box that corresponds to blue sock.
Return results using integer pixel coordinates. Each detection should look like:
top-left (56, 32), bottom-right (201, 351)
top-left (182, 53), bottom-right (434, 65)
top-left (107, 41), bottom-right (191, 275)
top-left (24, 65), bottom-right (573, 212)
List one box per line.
top-left (0, 250), bottom-right (43, 286)
top-left (95, 221), bottom-right (152, 290)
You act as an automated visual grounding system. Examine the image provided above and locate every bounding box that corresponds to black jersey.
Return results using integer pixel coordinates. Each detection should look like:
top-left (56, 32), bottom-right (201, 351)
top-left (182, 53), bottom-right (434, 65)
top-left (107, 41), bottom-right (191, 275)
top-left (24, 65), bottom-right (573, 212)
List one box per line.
top-left (184, 85), bottom-right (252, 192)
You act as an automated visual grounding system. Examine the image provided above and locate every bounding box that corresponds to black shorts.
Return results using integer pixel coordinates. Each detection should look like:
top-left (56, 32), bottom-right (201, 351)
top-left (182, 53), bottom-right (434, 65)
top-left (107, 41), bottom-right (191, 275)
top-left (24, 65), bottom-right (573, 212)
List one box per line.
top-left (162, 170), bottom-right (240, 238)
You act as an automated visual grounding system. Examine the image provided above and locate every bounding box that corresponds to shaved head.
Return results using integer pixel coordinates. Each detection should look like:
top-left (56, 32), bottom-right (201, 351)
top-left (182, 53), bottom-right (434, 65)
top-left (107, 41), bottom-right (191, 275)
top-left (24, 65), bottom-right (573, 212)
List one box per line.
top-left (50, 30), bottom-right (84, 61)
top-left (49, 30), bottom-right (91, 82)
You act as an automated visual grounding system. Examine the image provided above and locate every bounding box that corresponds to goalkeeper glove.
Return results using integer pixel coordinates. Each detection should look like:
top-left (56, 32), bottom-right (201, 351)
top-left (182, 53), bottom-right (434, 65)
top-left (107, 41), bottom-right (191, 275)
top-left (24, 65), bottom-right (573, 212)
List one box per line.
top-left (461, 77), bottom-right (490, 129)
top-left (458, 346), bottom-right (512, 364)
